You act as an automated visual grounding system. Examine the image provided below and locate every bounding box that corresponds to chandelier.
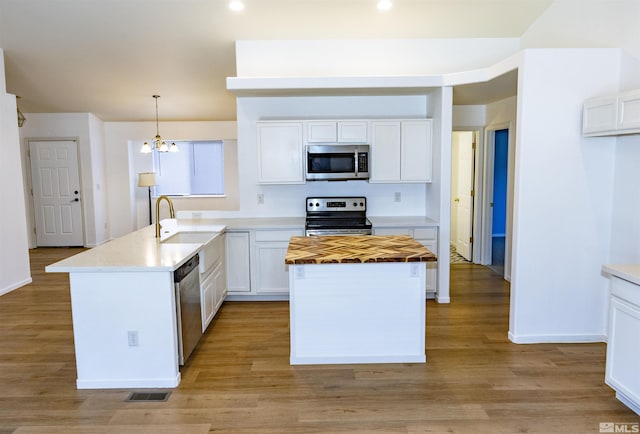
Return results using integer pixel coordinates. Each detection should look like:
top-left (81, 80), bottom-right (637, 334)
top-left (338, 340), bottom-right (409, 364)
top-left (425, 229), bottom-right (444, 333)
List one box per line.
top-left (140, 95), bottom-right (178, 153)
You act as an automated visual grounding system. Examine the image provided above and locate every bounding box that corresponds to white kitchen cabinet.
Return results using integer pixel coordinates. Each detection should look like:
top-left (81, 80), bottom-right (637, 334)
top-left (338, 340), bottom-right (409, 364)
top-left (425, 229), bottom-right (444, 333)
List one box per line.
top-left (617, 90), bottom-right (640, 131)
top-left (370, 120), bottom-right (432, 183)
top-left (583, 89), bottom-right (640, 137)
top-left (200, 233), bottom-right (226, 332)
top-left (605, 275), bottom-right (640, 415)
top-left (213, 262), bottom-right (226, 312)
top-left (583, 96), bottom-right (618, 136)
top-left (226, 231), bottom-right (251, 294)
top-left (201, 270), bottom-right (216, 330)
top-left (307, 120), bottom-right (368, 143)
top-left (256, 121), bottom-right (304, 184)
top-left (254, 229), bottom-right (303, 295)
top-left (370, 121), bottom-right (401, 181)
top-left (401, 121), bottom-right (433, 182)
top-left (373, 226), bottom-right (438, 297)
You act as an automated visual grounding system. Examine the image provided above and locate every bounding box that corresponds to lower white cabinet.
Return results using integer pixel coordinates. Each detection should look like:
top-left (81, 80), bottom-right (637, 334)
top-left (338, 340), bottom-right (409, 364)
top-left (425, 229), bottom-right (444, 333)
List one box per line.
top-left (226, 231), bottom-right (251, 294)
top-left (254, 229), bottom-right (303, 295)
top-left (200, 234), bottom-right (226, 332)
top-left (605, 276), bottom-right (640, 415)
top-left (373, 226), bottom-right (438, 297)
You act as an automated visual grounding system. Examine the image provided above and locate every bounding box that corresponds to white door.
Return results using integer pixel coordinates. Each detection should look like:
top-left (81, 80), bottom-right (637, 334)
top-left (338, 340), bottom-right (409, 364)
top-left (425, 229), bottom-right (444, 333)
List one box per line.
top-left (29, 140), bottom-right (84, 246)
top-left (452, 132), bottom-right (474, 261)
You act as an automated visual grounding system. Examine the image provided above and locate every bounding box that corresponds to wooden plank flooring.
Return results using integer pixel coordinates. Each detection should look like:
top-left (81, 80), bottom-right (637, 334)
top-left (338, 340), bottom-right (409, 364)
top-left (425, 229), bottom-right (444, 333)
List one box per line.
top-left (0, 248), bottom-right (638, 433)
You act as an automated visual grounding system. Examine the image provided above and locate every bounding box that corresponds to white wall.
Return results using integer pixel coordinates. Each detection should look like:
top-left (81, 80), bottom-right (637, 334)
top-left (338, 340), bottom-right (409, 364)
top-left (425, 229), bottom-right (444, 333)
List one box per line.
top-left (236, 39), bottom-right (521, 77)
top-left (0, 49), bottom-right (31, 295)
top-left (509, 48), bottom-right (620, 343)
top-left (521, 1), bottom-right (640, 58)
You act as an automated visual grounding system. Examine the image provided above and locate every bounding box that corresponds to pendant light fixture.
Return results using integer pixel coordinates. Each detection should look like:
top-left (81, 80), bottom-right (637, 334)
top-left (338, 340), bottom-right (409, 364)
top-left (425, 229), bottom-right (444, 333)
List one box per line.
top-left (140, 95), bottom-right (178, 153)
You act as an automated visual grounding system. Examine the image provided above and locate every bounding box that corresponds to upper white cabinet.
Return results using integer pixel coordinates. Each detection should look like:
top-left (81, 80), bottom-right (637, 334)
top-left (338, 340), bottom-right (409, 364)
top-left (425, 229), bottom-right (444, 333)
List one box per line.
top-left (307, 120), bottom-right (368, 143)
top-left (583, 89), bottom-right (640, 137)
top-left (370, 121), bottom-right (401, 181)
top-left (257, 121), bottom-right (304, 184)
top-left (370, 119), bottom-right (432, 183)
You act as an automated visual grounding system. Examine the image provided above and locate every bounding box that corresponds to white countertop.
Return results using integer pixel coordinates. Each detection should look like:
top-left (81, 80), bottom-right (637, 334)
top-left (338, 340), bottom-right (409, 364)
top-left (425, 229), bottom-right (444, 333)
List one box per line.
top-left (368, 216), bottom-right (439, 227)
top-left (45, 215), bottom-right (439, 273)
top-left (602, 264), bottom-right (640, 286)
top-left (209, 217), bottom-right (305, 230)
top-left (46, 221), bottom-right (225, 273)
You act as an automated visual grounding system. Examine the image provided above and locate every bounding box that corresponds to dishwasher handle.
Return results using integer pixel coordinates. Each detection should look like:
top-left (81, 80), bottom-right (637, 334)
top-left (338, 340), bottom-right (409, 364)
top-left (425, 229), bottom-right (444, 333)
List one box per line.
top-left (174, 254), bottom-right (200, 282)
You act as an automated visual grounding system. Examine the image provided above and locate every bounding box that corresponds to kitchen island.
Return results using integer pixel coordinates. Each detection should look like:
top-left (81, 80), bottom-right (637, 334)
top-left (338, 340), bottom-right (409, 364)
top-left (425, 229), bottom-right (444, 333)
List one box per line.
top-left (46, 220), bottom-right (225, 389)
top-left (285, 235), bottom-right (436, 365)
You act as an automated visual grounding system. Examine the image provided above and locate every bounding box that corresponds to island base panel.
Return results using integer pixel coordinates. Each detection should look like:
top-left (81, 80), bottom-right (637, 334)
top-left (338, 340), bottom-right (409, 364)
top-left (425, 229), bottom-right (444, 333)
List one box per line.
top-left (289, 263), bottom-right (426, 365)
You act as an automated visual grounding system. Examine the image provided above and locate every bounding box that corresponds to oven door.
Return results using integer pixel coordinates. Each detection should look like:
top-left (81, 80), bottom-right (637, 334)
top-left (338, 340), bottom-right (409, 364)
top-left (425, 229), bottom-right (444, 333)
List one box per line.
top-left (306, 145), bottom-right (369, 181)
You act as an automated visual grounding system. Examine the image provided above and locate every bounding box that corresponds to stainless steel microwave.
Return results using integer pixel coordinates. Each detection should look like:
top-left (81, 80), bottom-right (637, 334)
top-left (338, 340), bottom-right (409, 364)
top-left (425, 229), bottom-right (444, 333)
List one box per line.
top-left (305, 144), bottom-right (370, 181)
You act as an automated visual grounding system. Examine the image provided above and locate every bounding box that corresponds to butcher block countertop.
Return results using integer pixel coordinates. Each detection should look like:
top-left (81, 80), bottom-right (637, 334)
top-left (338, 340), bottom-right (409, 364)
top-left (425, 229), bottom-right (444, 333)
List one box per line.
top-left (285, 235), bottom-right (437, 264)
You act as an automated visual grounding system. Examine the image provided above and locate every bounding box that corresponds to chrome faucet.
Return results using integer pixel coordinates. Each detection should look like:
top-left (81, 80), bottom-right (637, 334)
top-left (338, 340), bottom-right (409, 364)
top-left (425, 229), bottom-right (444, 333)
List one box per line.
top-left (155, 195), bottom-right (176, 237)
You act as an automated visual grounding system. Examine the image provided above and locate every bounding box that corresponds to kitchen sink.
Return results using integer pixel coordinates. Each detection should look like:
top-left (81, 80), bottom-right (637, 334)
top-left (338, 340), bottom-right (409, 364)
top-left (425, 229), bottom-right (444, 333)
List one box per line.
top-left (161, 231), bottom-right (217, 244)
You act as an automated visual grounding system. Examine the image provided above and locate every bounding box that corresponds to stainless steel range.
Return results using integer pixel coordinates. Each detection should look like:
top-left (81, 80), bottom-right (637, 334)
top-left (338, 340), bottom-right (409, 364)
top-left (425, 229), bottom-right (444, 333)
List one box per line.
top-left (305, 196), bottom-right (372, 236)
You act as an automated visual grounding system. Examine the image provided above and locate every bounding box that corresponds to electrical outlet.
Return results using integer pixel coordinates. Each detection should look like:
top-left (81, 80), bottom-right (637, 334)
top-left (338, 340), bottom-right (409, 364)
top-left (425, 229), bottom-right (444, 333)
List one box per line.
top-left (257, 194), bottom-right (264, 205)
top-left (394, 192), bottom-right (401, 202)
top-left (127, 330), bottom-right (139, 347)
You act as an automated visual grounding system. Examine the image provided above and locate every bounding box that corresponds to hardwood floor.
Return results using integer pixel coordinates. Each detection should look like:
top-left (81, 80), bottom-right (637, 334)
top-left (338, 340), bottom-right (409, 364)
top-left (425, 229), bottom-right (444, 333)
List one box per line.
top-left (0, 248), bottom-right (637, 433)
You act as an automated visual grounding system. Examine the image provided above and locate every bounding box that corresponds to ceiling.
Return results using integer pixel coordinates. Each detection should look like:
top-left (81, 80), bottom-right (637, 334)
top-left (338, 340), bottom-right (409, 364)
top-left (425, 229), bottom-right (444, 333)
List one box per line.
top-left (0, 0), bottom-right (552, 122)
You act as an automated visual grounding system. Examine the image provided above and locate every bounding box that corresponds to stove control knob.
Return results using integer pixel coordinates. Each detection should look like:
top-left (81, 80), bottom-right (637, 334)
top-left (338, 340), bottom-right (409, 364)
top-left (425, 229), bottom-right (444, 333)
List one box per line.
top-left (360, 202), bottom-right (364, 207)
top-left (315, 202), bottom-right (320, 207)
top-left (353, 202), bottom-right (357, 207)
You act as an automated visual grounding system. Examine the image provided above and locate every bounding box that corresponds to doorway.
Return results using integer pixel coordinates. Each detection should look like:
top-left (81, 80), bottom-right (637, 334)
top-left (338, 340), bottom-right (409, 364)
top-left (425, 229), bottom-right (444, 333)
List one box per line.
top-left (450, 131), bottom-right (476, 262)
top-left (28, 139), bottom-right (84, 246)
top-left (489, 129), bottom-right (508, 276)
top-left (480, 126), bottom-right (511, 280)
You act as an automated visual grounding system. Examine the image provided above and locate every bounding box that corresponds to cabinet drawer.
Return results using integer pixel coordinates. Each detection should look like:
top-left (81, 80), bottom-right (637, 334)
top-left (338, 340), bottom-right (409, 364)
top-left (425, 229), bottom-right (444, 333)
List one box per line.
top-left (611, 276), bottom-right (640, 307)
top-left (255, 229), bottom-right (303, 242)
top-left (414, 227), bottom-right (437, 240)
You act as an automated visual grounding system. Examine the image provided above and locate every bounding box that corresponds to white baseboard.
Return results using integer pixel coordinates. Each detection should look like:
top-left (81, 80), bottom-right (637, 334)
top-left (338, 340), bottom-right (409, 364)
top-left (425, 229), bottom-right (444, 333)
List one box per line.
top-left (508, 331), bottom-right (607, 344)
top-left (0, 277), bottom-right (33, 296)
top-left (435, 294), bottom-right (450, 304)
top-left (76, 374), bottom-right (181, 389)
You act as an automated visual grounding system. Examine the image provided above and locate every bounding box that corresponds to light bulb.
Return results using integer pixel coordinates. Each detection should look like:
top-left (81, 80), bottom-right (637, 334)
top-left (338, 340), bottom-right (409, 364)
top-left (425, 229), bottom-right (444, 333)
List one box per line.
top-left (377, 0), bottom-right (392, 11)
top-left (229, 1), bottom-right (244, 11)
top-left (140, 142), bottom-right (152, 153)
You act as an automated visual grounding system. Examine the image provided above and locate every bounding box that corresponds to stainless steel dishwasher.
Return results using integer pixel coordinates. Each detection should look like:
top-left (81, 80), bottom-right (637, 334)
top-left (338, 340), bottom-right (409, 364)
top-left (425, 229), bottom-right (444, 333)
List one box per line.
top-left (174, 254), bottom-right (202, 365)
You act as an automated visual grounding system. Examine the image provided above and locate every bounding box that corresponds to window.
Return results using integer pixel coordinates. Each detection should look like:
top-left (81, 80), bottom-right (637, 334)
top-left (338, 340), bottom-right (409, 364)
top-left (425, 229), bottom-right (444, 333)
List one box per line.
top-left (153, 141), bottom-right (224, 196)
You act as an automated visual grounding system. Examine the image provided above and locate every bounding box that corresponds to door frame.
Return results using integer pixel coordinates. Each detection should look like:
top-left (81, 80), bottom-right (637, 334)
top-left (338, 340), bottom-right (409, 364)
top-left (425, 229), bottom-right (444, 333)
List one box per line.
top-left (481, 123), bottom-right (513, 280)
top-left (25, 137), bottom-right (85, 247)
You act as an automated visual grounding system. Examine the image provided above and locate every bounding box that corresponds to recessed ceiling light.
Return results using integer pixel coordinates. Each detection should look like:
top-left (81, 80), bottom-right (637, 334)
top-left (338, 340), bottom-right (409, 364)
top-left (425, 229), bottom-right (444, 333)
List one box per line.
top-left (229, 1), bottom-right (244, 11)
top-left (377, 0), bottom-right (392, 11)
